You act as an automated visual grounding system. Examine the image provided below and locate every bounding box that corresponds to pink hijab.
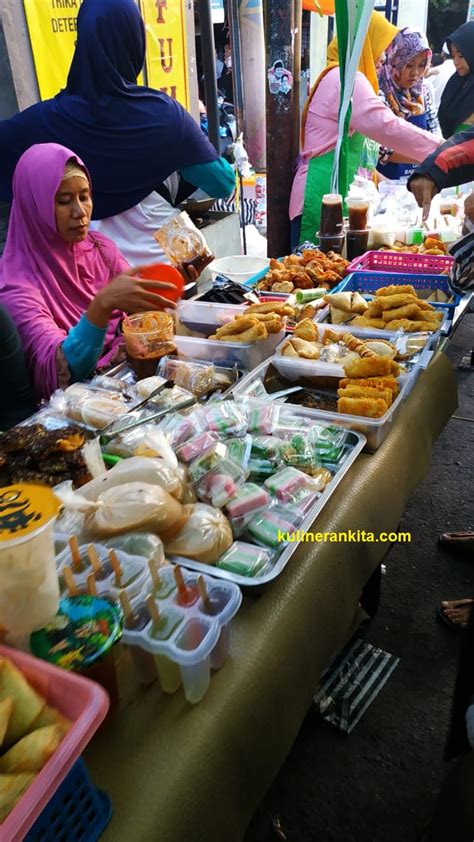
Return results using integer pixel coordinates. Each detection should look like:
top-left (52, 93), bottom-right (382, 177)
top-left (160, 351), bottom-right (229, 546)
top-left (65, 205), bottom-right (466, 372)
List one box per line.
top-left (0, 143), bottom-right (128, 400)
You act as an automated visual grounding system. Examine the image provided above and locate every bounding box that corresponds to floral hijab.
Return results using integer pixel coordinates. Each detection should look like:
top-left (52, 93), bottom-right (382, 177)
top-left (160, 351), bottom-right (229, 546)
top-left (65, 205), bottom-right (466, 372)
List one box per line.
top-left (378, 28), bottom-right (432, 119)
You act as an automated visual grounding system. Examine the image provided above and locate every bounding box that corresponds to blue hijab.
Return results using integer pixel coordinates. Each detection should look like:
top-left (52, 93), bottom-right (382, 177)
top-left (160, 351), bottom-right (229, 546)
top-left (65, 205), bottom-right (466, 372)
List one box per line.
top-left (0, 0), bottom-right (217, 218)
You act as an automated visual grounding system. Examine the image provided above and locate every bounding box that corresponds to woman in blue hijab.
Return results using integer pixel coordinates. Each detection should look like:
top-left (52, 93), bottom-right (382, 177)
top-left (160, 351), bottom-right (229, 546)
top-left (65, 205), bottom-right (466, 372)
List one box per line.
top-left (0, 0), bottom-right (234, 265)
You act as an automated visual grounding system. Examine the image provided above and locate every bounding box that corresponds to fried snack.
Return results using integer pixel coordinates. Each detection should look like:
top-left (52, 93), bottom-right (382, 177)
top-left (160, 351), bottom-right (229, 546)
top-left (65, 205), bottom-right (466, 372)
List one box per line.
top-left (0, 725), bottom-right (63, 774)
top-left (389, 360), bottom-right (401, 376)
top-left (366, 300), bottom-right (383, 318)
top-left (343, 356), bottom-right (392, 378)
top-left (338, 385), bottom-right (393, 405)
top-left (210, 322), bottom-right (267, 342)
top-left (322, 328), bottom-right (340, 344)
top-left (381, 304), bottom-right (425, 322)
top-left (375, 284), bottom-right (416, 298)
top-left (246, 302), bottom-right (295, 317)
top-left (27, 705), bottom-right (71, 736)
top-left (0, 773), bottom-right (36, 821)
top-left (250, 314), bottom-right (283, 333)
top-left (337, 396), bottom-right (389, 418)
top-left (294, 318), bottom-right (318, 342)
top-left (423, 237), bottom-right (444, 251)
top-left (363, 340), bottom-right (397, 359)
top-left (340, 333), bottom-right (377, 359)
top-left (418, 309), bottom-right (443, 324)
top-left (384, 319), bottom-right (436, 333)
top-left (0, 657), bottom-right (44, 747)
top-left (329, 306), bottom-right (355, 326)
top-left (213, 315), bottom-right (261, 337)
top-left (339, 376), bottom-right (399, 396)
top-left (324, 292), bottom-right (367, 314)
top-left (281, 337), bottom-right (321, 359)
top-left (351, 316), bottom-right (386, 330)
top-left (0, 699), bottom-right (13, 747)
top-left (293, 274), bottom-right (313, 290)
top-left (377, 294), bottom-right (419, 311)
top-left (271, 282), bottom-right (294, 294)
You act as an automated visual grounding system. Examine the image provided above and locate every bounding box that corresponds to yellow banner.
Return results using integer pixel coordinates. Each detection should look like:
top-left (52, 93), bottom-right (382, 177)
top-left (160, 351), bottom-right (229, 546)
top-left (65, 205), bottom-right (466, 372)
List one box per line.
top-left (23, 0), bottom-right (83, 100)
top-left (139, 0), bottom-right (189, 109)
top-left (23, 0), bottom-right (188, 108)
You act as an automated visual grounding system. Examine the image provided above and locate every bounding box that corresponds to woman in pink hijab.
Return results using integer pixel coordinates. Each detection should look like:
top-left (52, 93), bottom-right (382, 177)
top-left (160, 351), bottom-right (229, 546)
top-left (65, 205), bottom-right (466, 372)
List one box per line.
top-left (0, 143), bottom-right (175, 400)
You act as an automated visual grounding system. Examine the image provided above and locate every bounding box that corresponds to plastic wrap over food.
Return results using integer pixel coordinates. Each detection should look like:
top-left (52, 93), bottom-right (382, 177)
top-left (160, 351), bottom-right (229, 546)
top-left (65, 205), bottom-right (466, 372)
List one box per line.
top-left (49, 384), bottom-right (129, 428)
top-left (78, 457), bottom-right (184, 501)
top-left (164, 503), bottom-right (233, 565)
top-left (103, 531), bottom-right (165, 566)
top-left (85, 482), bottom-right (184, 539)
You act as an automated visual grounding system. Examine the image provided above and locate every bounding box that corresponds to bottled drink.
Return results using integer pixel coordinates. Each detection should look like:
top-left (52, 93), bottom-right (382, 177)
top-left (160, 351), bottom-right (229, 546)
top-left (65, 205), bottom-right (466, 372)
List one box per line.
top-left (320, 194), bottom-right (343, 236)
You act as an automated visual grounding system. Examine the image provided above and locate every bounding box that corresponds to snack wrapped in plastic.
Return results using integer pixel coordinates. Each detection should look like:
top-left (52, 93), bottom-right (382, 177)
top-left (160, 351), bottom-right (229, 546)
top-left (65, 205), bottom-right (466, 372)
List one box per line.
top-left (188, 442), bottom-right (243, 483)
top-left (226, 435), bottom-right (252, 471)
top-left (103, 532), bottom-right (165, 566)
top-left (203, 402), bottom-right (248, 436)
top-left (245, 403), bottom-right (279, 435)
top-left (157, 357), bottom-right (215, 398)
top-left (195, 459), bottom-right (247, 508)
top-left (246, 505), bottom-right (303, 550)
top-left (85, 482), bottom-right (184, 539)
top-left (164, 503), bottom-right (233, 565)
top-left (134, 376), bottom-right (168, 400)
top-left (176, 431), bottom-right (220, 464)
top-left (79, 456), bottom-right (185, 501)
top-left (49, 386), bottom-right (128, 428)
top-left (216, 541), bottom-right (273, 578)
top-left (154, 211), bottom-right (214, 277)
top-left (277, 433), bottom-right (322, 475)
top-left (157, 412), bottom-right (198, 447)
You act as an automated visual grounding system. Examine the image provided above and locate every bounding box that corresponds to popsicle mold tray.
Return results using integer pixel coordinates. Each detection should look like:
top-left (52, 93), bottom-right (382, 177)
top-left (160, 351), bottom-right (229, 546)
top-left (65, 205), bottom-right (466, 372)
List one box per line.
top-left (124, 567), bottom-right (242, 704)
top-left (56, 545), bottom-right (151, 601)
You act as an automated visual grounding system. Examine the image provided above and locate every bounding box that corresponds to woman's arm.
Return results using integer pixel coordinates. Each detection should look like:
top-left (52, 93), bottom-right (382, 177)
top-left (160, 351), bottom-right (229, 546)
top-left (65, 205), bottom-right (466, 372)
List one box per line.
top-left (180, 158), bottom-right (235, 199)
top-left (351, 73), bottom-right (441, 164)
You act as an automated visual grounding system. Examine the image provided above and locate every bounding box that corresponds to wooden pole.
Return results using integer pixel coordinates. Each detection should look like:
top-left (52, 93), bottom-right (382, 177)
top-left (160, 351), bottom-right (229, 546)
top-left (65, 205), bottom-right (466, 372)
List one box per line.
top-left (292, 0), bottom-right (303, 165)
top-left (264, 0), bottom-right (295, 256)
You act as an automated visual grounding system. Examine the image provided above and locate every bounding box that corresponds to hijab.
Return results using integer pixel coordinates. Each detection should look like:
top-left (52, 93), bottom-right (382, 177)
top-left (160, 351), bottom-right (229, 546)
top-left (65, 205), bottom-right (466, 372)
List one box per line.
top-left (302, 11), bottom-right (398, 143)
top-left (0, 144), bottom-right (127, 400)
top-left (0, 0), bottom-right (217, 219)
top-left (378, 28), bottom-right (431, 118)
top-left (438, 22), bottom-right (474, 138)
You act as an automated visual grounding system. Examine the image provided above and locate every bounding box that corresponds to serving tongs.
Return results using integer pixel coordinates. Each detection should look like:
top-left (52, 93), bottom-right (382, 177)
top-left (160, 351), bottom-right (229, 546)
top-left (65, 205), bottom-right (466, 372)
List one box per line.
top-left (99, 394), bottom-right (196, 446)
top-left (98, 379), bottom-right (173, 436)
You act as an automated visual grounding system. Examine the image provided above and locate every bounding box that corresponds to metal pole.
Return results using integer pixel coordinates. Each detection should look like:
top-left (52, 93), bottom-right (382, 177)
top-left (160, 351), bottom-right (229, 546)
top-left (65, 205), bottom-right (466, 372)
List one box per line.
top-left (292, 0), bottom-right (303, 165)
top-left (227, 0), bottom-right (247, 254)
top-left (264, 0), bottom-right (295, 256)
top-left (197, 0), bottom-right (220, 152)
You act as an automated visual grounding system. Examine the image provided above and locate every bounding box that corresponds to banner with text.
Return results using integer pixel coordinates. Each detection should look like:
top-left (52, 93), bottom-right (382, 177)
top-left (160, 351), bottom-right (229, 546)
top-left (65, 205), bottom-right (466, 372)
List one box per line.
top-left (23, 0), bottom-right (188, 108)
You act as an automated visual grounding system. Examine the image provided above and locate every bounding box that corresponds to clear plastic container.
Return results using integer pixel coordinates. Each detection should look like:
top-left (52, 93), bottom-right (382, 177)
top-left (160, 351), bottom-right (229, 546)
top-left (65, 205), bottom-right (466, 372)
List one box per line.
top-left (178, 300), bottom-right (248, 334)
top-left (216, 542), bottom-right (274, 579)
top-left (122, 566), bottom-right (242, 704)
top-left (170, 331), bottom-right (285, 371)
top-left (56, 545), bottom-right (150, 602)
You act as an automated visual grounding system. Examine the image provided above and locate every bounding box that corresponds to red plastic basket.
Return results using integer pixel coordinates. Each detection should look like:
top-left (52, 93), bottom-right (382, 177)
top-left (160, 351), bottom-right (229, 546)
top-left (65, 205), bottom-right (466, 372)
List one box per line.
top-left (347, 250), bottom-right (454, 275)
top-left (0, 644), bottom-right (109, 842)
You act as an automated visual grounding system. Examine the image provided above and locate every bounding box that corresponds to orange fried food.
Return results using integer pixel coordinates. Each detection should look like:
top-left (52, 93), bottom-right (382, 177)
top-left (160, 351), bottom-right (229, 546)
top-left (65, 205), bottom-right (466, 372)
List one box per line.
top-left (381, 304), bottom-right (424, 322)
top-left (384, 319), bottom-right (436, 333)
top-left (337, 395), bottom-right (389, 418)
top-left (337, 385), bottom-right (393, 406)
top-left (375, 284), bottom-right (417, 298)
top-left (351, 316), bottom-right (386, 330)
top-left (339, 376), bottom-right (399, 396)
top-left (343, 356), bottom-right (392, 378)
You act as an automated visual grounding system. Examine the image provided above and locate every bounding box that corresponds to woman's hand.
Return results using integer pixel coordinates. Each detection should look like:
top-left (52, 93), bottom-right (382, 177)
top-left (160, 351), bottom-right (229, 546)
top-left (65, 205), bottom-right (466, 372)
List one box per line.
top-left (87, 267), bottom-right (176, 328)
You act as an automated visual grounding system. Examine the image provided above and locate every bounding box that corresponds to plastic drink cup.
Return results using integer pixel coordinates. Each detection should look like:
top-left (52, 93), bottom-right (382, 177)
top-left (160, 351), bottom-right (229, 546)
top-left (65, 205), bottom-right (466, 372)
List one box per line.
top-left (319, 194), bottom-right (343, 236)
top-left (30, 595), bottom-right (123, 711)
top-left (0, 485), bottom-right (61, 635)
top-left (346, 198), bottom-right (370, 230)
top-left (175, 618), bottom-right (212, 704)
top-left (316, 231), bottom-right (345, 255)
top-left (138, 264), bottom-right (185, 304)
top-left (346, 229), bottom-right (370, 261)
top-left (123, 312), bottom-right (177, 380)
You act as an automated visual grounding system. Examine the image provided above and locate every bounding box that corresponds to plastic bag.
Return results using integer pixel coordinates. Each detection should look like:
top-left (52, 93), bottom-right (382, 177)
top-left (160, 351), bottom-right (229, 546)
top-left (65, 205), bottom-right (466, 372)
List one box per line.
top-left (85, 482), bottom-right (184, 539)
top-left (164, 503), bottom-right (233, 565)
top-left (78, 456), bottom-right (184, 501)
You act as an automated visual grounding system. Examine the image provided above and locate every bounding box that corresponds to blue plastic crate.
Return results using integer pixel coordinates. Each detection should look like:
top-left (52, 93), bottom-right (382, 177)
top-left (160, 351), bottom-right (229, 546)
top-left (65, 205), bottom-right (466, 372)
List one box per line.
top-left (25, 758), bottom-right (112, 842)
top-left (332, 271), bottom-right (461, 309)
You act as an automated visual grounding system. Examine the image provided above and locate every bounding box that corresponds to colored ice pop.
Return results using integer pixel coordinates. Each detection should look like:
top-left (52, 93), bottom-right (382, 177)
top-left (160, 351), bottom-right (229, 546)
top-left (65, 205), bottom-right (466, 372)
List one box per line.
top-left (174, 566), bottom-right (199, 608)
top-left (146, 595), bottom-right (182, 692)
top-left (120, 591), bottom-right (157, 687)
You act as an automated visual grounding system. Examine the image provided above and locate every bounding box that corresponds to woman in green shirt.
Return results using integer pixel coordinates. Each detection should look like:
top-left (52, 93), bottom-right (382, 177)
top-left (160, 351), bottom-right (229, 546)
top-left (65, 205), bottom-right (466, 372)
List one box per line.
top-left (438, 21), bottom-right (474, 138)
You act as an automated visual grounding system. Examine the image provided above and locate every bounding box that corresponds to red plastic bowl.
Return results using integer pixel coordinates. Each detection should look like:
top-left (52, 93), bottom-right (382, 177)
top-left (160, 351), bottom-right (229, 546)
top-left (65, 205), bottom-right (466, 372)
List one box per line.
top-left (0, 644), bottom-right (109, 842)
top-left (138, 264), bottom-right (185, 303)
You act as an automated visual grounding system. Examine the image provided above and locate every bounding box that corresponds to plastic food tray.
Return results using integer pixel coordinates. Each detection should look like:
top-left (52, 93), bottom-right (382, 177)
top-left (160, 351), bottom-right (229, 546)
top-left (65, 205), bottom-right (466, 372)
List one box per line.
top-left (172, 331), bottom-right (285, 371)
top-left (230, 357), bottom-right (410, 452)
top-left (123, 566), bottom-right (242, 703)
top-left (346, 249), bottom-right (454, 277)
top-left (0, 645), bottom-right (109, 842)
top-left (25, 758), bottom-right (112, 842)
top-left (174, 419), bottom-right (365, 588)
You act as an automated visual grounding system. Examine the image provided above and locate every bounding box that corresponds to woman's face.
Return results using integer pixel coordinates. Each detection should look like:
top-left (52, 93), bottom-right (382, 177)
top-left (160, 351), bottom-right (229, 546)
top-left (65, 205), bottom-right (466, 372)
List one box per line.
top-left (55, 176), bottom-right (93, 244)
top-left (398, 50), bottom-right (429, 89)
top-left (451, 44), bottom-right (470, 77)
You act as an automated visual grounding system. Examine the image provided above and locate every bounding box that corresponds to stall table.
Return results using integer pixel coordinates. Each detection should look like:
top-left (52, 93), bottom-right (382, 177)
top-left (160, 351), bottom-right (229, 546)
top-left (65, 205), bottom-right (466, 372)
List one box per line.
top-left (85, 351), bottom-right (457, 842)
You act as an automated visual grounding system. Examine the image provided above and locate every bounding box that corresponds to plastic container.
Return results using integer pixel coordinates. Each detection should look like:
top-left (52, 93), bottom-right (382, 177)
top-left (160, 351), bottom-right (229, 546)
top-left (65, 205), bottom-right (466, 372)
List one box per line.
top-left (346, 230), bottom-right (370, 262)
top-left (122, 566), bottom-right (242, 704)
top-left (346, 249), bottom-right (454, 277)
top-left (0, 484), bottom-right (61, 636)
top-left (56, 545), bottom-right (151, 602)
top-left (207, 255), bottom-right (270, 284)
top-left (0, 644), bottom-right (109, 842)
top-left (168, 331), bottom-right (285, 371)
top-left (138, 263), bottom-right (184, 303)
top-left (316, 232), bottom-right (345, 255)
top-left (123, 312), bottom-right (176, 380)
top-left (230, 358), bottom-right (409, 452)
top-left (25, 758), bottom-right (112, 842)
top-left (178, 299), bottom-right (248, 334)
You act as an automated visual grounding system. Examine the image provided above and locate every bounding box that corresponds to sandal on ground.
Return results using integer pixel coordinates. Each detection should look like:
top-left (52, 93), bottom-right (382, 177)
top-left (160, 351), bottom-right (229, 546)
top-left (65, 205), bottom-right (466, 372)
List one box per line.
top-left (436, 599), bottom-right (474, 631)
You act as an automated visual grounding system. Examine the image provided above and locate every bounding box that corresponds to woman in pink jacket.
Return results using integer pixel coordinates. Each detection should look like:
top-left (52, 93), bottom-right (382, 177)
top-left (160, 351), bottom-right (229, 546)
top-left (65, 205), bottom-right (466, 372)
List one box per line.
top-left (290, 11), bottom-right (441, 247)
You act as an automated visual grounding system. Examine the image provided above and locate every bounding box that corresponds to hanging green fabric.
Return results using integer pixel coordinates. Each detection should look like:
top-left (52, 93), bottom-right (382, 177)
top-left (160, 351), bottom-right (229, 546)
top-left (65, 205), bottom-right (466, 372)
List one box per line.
top-left (300, 131), bottom-right (366, 243)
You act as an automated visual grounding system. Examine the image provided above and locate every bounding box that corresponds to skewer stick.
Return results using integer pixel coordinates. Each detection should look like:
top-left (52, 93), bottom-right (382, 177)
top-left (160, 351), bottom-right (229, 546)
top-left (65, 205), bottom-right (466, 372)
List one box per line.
top-left (148, 559), bottom-right (161, 590)
top-left (86, 574), bottom-right (98, 597)
top-left (87, 544), bottom-right (102, 577)
top-left (146, 594), bottom-right (161, 625)
top-left (109, 549), bottom-right (123, 588)
top-left (63, 565), bottom-right (79, 597)
top-left (69, 535), bottom-right (82, 573)
top-left (119, 590), bottom-right (135, 624)
top-left (173, 565), bottom-right (187, 598)
top-left (197, 576), bottom-right (209, 608)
